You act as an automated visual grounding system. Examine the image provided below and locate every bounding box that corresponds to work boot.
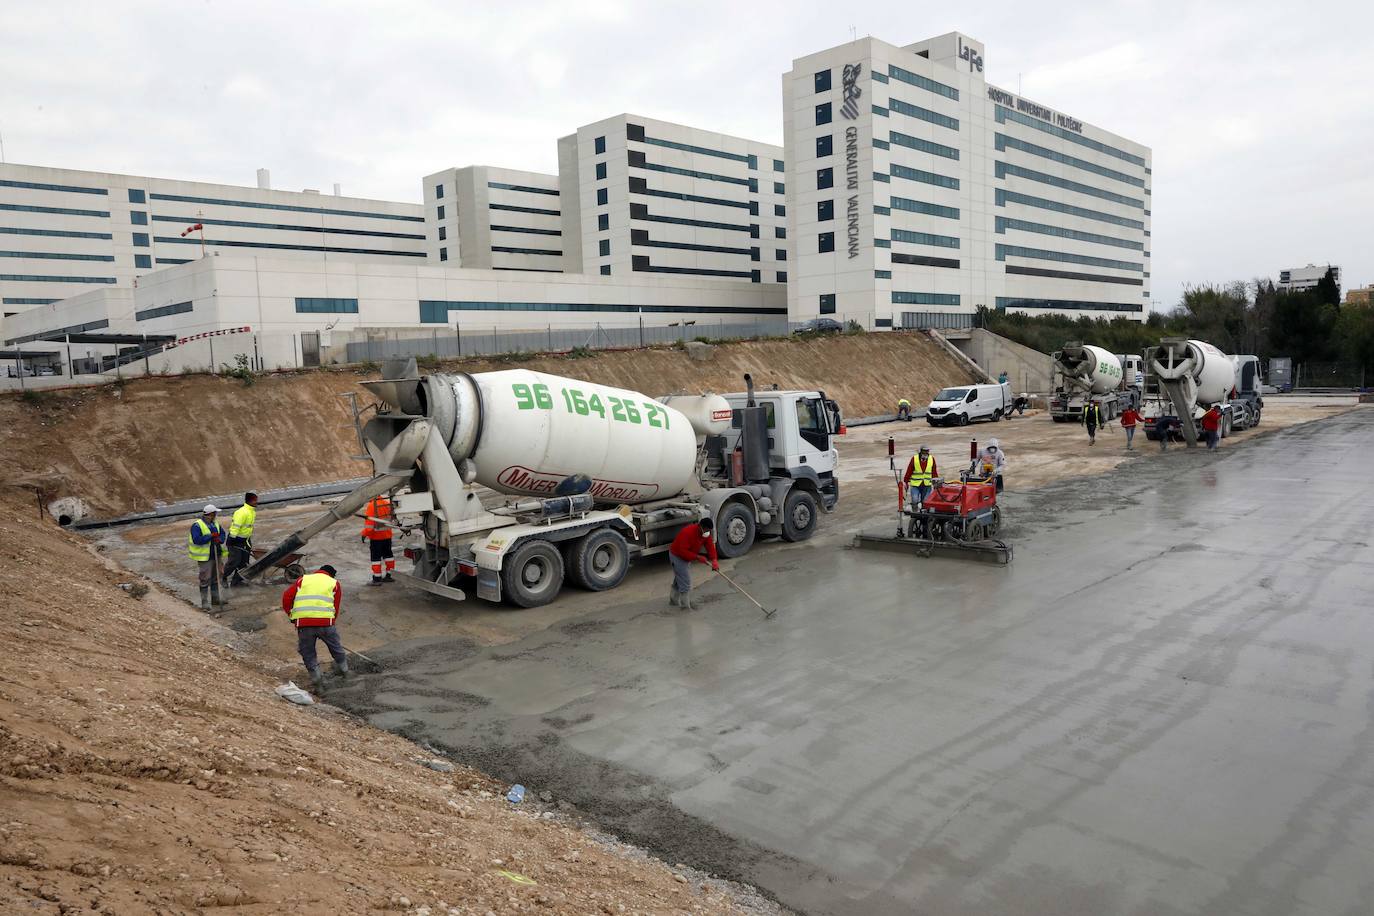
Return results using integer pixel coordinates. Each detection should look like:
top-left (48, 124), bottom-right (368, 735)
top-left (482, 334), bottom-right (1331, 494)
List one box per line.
top-left (681, 591), bottom-right (694, 610)
top-left (211, 589), bottom-right (227, 607)
top-left (669, 589), bottom-right (680, 607)
top-left (199, 587), bottom-right (211, 611)
top-left (368, 578), bottom-right (384, 587)
top-left (309, 668), bottom-right (326, 692)
top-left (383, 572), bottom-right (395, 583)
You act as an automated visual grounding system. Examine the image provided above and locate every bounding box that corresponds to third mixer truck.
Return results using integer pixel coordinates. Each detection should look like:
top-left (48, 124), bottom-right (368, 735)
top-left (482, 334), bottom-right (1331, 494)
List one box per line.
top-left (245, 363), bottom-right (842, 607)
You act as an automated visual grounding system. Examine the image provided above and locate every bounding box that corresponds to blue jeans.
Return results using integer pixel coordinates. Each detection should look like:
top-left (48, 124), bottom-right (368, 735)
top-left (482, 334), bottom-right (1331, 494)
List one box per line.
top-left (908, 484), bottom-right (932, 510)
top-left (1206, 430), bottom-right (1219, 450)
top-left (1125, 426), bottom-right (1136, 447)
top-left (670, 554), bottom-right (692, 595)
top-left (297, 625), bottom-right (346, 673)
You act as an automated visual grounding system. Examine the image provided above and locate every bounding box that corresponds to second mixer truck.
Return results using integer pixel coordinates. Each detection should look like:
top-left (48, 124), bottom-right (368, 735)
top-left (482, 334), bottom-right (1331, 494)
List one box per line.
top-left (245, 363), bottom-right (842, 607)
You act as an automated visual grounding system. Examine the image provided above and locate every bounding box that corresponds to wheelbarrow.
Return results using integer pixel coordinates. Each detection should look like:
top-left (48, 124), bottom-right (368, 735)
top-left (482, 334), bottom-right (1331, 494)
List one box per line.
top-left (248, 547), bottom-right (309, 583)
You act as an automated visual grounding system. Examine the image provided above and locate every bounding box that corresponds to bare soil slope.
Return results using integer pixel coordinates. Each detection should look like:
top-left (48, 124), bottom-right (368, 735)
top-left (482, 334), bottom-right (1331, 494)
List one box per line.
top-left (0, 332), bottom-right (974, 515)
top-left (0, 491), bottom-right (765, 914)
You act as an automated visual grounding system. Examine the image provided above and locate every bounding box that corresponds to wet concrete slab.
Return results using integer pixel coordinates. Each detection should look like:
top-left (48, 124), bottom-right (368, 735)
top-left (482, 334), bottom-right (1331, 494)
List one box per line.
top-left (332, 409), bottom-right (1374, 915)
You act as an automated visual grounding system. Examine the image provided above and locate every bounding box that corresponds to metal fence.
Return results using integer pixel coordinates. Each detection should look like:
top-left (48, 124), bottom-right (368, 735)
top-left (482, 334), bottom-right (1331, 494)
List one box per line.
top-left (1292, 362), bottom-right (1370, 390)
top-left (901, 311), bottom-right (976, 330)
top-left (343, 318), bottom-right (799, 364)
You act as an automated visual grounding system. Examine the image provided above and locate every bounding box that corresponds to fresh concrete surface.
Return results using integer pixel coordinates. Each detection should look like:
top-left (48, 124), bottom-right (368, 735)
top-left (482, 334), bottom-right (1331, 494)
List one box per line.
top-left (330, 408), bottom-right (1374, 915)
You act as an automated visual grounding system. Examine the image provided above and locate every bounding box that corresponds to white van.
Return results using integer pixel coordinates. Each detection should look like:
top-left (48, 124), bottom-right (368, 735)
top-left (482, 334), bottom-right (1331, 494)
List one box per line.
top-left (925, 382), bottom-right (1013, 426)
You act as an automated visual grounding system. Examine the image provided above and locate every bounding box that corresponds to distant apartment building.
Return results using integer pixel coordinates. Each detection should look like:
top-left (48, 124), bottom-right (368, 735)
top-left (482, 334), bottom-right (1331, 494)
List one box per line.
top-left (0, 164), bottom-right (424, 330)
top-left (783, 32), bottom-right (1152, 327)
top-left (1278, 263), bottom-right (1340, 292)
top-left (422, 166), bottom-right (563, 272)
top-left (558, 115), bottom-right (789, 284)
top-left (1345, 285), bottom-right (1371, 306)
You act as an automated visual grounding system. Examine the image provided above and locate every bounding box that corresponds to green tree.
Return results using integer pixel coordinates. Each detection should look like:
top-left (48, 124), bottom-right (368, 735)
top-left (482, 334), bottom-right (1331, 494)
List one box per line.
top-left (1315, 265), bottom-right (1341, 307)
top-left (1335, 303), bottom-right (1374, 378)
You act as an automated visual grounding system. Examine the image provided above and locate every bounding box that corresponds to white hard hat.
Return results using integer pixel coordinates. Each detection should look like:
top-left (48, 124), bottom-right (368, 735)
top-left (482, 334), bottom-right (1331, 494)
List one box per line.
top-left (203, 504), bottom-right (220, 514)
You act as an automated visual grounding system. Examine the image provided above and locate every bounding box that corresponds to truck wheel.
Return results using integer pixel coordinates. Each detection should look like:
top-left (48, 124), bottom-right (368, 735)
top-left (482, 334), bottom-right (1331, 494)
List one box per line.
top-left (991, 409), bottom-right (1003, 422)
top-left (781, 490), bottom-right (819, 542)
top-left (566, 528), bottom-right (629, 591)
top-left (501, 539), bottom-right (564, 608)
top-left (957, 413), bottom-right (970, 427)
top-left (715, 502), bottom-right (756, 559)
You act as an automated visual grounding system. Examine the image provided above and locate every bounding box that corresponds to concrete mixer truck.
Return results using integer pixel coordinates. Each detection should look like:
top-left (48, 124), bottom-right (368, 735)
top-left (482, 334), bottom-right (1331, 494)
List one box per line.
top-left (1049, 343), bottom-right (1143, 422)
top-left (1141, 338), bottom-right (1263, 445)
top-left (244, 362), bottom-right (842, 607)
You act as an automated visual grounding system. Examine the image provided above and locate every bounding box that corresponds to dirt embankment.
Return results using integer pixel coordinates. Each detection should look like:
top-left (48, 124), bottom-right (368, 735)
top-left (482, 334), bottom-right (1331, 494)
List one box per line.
top-left (0, 333), bottom-right (975, 515)
top-left (0, 491), bottom-right (772, 914)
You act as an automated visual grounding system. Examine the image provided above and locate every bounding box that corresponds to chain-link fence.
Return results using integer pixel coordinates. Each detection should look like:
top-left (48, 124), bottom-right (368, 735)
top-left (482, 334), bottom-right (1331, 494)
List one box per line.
top-left (1292, 362), bottom-right (1370, 390)
top-left (343, 318), bottom-right (800, 365)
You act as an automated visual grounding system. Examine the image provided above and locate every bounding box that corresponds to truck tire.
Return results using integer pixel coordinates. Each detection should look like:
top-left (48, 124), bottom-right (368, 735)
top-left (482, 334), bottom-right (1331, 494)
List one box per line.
top-left (501, 539), bottom-right (564, 608)
top-left (781, 490), bottom-right (819, 542)
top-left (566, 528), bottom-right (629, 591)
top-left (715, 502), bottom-right (756, 559)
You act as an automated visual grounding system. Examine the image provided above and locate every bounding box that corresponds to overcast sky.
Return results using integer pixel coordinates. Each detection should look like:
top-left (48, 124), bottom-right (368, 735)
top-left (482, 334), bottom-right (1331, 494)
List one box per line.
top-left (1, 0), bottom-right (1369, 310)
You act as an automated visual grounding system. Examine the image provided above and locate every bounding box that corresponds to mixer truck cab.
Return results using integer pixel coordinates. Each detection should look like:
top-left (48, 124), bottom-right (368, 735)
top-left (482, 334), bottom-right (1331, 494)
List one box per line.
top-left (925, 382), bottom-right (1013, 426)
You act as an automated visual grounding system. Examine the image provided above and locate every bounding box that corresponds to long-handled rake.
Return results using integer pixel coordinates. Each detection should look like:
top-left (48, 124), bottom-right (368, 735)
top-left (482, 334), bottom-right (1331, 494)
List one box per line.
top-left (715, 568), bottom-right (777, 619)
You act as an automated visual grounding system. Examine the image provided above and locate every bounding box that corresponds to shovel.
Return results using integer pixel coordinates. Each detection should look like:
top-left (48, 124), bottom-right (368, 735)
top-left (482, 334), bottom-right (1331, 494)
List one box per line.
top-left (715, 568), bottom-right (778, 619)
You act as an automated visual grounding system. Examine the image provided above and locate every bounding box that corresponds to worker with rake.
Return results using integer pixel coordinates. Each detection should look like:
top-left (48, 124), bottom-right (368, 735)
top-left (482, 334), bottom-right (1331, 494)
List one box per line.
top-left (668, 517), bottom-right (719, 610)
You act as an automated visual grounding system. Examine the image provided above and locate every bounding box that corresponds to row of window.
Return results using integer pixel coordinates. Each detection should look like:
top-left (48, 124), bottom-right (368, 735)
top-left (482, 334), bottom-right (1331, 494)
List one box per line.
top-left (888, 97), bottom-right (960, 131)
top-left (888, 65), bottom-right (959, 100)
top-left (155, 236), bottom-right (426, 257)
top-left (888, 130), bottom-right (960, 161)
top-left (0, 274), bottom-right (115, 285)
top-left (490, 202), bottom-right (560, 217)
top-left (634, 157), bottom-right (752, 188)
top-left (492, 245), bottom-right (562, 256)
top-left (0, 250), bottom-right (115, 261)
top-left (4, 318), bottom-right (109, 347)
top-left (150, 214), bottom-right (426, 240)
top-left (996, 134), bottom-right (1145, 188)
top-left (995, 189), bottom-right (1143, 230)
top-left (892, 291), bottom-right (961, 305)
top-left (419, 299), bottom-right (786, 323)
top-left (630, 177), bottom-right (756, 213)
top-left (631, 255), bottom-right (753, 279)
top-left (135, 300), bottom-right (193, 322)
top-left (151, 193), bottom-right (423, 223)
top-left (639, 133), bottom-right (757, 168)
top-left (295, 297), bottom-right (359, 314)
top-left (890, 196), bottom-right (960, 219)
top-left (157, 258), bottom-right (192, 265)
top-left (1005, 264), bottom-right (1144, 286)
top-left (0, 226), bottom-right (113, 240)
top-left (891, 163), bottom-right (960, 190)
top-left (0, 178), bottom-right (107, 196)
top-left (995, 216), bottom-right (1143, 251)
top-left (2, 297), bottom-right (57, 305)
top-left (631, 233), bottom-right (756, 257)
top-left (629, 203), bottom-right (751, 234)
top-left (892, 252), bottom-right (960, 269)
top-left (996, 243), bottom-right (1142, 272)
top-left (996, 296), bottom-right (1143, 313)
top-left (993, 106), bottom-right (1146, 167)
top-left (996, 162), bottom-right (1143, 209)
top-left (0, 202), bottom-right (109, 218)
top-left (890, 228), bottom-right (960, 249)
top-left (487, 182), bottom-right (559, 197)
top-left (489, 224), bottom-right (562, 237)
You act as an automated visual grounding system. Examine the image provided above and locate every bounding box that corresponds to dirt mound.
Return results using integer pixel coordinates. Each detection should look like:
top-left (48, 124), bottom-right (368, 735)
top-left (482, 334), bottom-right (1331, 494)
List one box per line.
top-left (0, 332), bottom-right (975, 516)
top-left (0, 490), bottom-right (771, 914)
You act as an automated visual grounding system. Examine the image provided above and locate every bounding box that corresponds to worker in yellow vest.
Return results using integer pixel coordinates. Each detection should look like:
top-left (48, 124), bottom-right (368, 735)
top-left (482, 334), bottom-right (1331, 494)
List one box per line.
top-left (222, 492), bottom-right (259, 588)
top-left (188, 505), bottom-right (228, 611)
top-left (281, 564), bottom-right (346, 690)
top-left (896, 398), bottom-right (912, 421)
top-left (903, 445), bottom-right (938, 511)
top-left (361, 495), bottom-right (396, 585)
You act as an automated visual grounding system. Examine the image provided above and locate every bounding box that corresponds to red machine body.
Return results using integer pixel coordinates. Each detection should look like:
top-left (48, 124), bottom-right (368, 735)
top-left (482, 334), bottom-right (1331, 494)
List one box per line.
top-left (920, 479), bottom-right (996, 517)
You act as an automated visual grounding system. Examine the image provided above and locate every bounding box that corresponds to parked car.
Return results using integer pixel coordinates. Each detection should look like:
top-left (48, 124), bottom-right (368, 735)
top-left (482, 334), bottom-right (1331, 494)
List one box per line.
top-left (793, 318), bottom-right (844, 335)
top-left (925, 382), bottom-right (1013, 426)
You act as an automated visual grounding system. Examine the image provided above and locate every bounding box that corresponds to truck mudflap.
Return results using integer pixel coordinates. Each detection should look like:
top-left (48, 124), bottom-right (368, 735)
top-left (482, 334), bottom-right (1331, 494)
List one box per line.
top-left (476, 568), bottom-right (501, 602)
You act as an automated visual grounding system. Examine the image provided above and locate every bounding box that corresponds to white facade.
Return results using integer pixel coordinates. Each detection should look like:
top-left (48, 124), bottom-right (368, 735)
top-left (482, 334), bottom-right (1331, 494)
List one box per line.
top-left (2, 256), bottom-right (786, 373)
top-left (0, 163), bottom-right (425, 332)
top-left (784, 32), bottom-right (1152, 327)
top-left (558, 115), bottom-right (790, 286)
top-left (422, 166), bottom-right (563, 272)
top-left (1277, 263), bottom-right (1340, 292)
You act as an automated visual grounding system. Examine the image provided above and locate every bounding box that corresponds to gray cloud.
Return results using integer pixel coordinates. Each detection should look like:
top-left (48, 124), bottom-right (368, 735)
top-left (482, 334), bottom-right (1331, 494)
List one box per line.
top-left (1, 0), bottom-right (1369, 309)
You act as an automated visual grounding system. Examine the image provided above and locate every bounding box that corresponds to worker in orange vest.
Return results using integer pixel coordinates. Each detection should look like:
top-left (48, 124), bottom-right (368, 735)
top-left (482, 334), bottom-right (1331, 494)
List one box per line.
top-left (361, 495), bottom-right (396, 586)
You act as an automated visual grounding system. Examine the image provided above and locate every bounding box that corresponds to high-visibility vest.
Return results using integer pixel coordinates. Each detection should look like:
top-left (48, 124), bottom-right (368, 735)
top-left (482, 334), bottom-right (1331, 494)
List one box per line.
top-left (1084, 403), bottom-right (1102, 425)
top-left (897, 399), bottom-right (911, 408)
top-left (362, 496), bottom-right (393, 540)
top-left (187, 519), bottom-right (224, 562)
top-left (908, 454), bottom-right (935, 486)
top-left (290, 572), bottom-right (338, 623)
top-left (230, 503), bottom-right (256, 539)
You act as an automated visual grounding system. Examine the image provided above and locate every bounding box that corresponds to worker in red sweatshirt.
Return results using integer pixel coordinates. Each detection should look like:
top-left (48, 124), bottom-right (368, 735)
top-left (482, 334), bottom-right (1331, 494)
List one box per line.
top-left (1201, 405), bottom-right (1223, 450)
top-left (668, 517), bottom-right (718, 610)
top-left (281, 564), bottom-right (346, 691)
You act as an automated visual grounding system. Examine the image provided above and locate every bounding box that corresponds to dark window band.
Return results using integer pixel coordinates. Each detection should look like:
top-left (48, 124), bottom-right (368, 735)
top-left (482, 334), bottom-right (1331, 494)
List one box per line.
top-left (155, 236), bottom-right (426, 257)
top-left (151, 214), bottom-right (424, 240)
top-left (1005, 264), bottom-right (1144, 285)
top-left (892, 252), bottom-right (960, 269)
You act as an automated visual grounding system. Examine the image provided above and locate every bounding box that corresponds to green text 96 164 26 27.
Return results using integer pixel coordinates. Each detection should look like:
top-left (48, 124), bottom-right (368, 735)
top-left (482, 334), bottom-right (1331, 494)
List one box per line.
top-left (511, 382), bottom-right (671, 429)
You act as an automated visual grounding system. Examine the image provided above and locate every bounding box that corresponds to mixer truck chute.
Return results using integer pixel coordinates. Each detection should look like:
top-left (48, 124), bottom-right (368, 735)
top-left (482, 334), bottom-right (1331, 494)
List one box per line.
top-left (1049, 343), bottom-right (1142, 422)
top-left (243, 364), bottom-right (841, 608)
